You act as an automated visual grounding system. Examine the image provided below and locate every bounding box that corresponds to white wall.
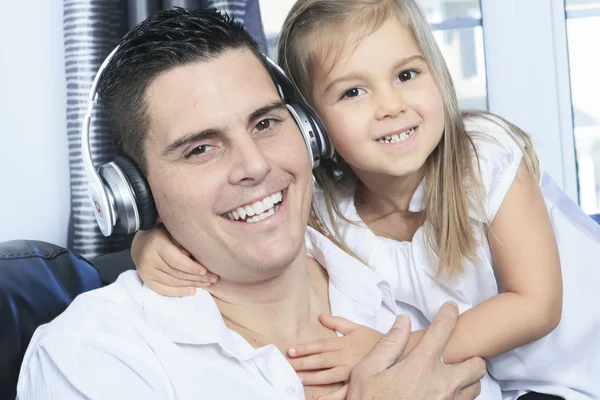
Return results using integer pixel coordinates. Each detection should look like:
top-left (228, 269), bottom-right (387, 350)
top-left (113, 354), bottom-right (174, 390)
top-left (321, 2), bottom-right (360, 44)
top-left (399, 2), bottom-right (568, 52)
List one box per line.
top-left (0, 1), bottom-right (70, 246)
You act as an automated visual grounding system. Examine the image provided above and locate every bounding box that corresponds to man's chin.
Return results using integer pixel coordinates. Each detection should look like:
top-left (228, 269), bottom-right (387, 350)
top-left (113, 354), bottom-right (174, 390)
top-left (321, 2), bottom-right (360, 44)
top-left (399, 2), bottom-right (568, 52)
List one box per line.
top-left (234, 236), bottom-right (305, 277)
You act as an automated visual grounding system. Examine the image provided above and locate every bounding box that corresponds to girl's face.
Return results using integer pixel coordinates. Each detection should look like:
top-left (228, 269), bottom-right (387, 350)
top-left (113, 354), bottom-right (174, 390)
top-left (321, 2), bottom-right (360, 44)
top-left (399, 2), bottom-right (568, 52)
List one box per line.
top-left (311, 16), bottom-right (445, 185)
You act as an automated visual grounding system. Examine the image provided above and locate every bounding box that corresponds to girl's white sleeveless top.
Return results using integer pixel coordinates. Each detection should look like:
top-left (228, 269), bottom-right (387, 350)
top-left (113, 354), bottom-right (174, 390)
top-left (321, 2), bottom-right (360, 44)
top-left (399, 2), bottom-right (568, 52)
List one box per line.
top-left (316, 116), bottom-right (600, 400)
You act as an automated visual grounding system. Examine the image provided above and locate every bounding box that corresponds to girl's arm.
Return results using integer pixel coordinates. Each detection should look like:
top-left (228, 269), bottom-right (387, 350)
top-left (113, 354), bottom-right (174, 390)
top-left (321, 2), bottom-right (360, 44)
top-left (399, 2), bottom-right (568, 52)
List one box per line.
top-left (402, 159), bottom-right (563, 364)
top-left (132, 224), bottom-right (219, 297)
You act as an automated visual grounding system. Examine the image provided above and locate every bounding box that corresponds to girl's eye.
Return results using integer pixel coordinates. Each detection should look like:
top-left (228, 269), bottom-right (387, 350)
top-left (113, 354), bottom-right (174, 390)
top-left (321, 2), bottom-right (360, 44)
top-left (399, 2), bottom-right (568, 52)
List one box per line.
top-left (396, 70), bottom-right (419, 83)
top-left (186, 144), bottom-right (215, 159)
top-left (252, 118), bottom-right (279, 134)
top-left (342, 88), bottom-right (366, 99)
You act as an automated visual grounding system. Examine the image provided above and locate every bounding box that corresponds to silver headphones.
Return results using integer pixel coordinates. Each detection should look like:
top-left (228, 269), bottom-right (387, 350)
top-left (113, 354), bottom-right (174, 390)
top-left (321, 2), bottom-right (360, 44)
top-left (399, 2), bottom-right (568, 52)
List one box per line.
top-left (82, 45), bottom-right (334, 237)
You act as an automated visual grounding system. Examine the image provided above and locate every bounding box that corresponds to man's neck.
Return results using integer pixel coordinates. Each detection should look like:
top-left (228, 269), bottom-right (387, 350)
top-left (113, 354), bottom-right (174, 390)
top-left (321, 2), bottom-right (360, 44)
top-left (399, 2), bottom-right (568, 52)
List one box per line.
top-left (207, 253), bottom-right (333, 354)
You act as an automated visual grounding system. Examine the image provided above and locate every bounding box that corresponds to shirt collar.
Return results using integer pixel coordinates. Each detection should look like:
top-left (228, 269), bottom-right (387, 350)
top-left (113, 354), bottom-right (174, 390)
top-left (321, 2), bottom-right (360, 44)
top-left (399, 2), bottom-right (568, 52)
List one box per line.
top-left (141, 227), bottom-right (396, 352)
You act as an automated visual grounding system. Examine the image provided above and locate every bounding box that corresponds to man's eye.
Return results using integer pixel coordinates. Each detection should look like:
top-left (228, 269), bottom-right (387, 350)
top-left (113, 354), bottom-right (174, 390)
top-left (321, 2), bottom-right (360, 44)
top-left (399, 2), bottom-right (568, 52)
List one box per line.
top-left (342, 88), bottom-right (366, 99)
top-left (252, 118), bottom-right (278, 134)
top-left (396, 70), bottom-right (419, 83)
top-left (186, 144), bottom-right (215, 158)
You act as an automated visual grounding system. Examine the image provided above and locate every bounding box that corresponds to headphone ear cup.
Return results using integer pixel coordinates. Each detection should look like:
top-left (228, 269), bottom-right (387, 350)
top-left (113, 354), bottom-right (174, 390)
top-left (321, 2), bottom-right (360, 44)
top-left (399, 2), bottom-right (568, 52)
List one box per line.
top-left (263, 55), bottom-right (334, 163)
top-left (112, 156), bottom-right (157, 231)
top-left (285, 104), bottom-right (319, 168)
top-left (302, 106), bottom-right (334, 160)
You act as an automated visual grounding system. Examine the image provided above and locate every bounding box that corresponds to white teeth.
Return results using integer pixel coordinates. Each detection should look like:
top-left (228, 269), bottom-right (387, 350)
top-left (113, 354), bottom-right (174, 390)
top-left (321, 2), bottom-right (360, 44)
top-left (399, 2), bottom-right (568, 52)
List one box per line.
top-left (377, 128), bottom-right (415, 144)
top-left (225, 191), bottom-right (284, 222)
top-left (246, 207), bottom-right (276, 223)
top-left (251, 201), bottom-right (266, 215)
top-left (263, 196), bottom-right (274, 209)
top-left (271, 192), bottom-right (282, 204)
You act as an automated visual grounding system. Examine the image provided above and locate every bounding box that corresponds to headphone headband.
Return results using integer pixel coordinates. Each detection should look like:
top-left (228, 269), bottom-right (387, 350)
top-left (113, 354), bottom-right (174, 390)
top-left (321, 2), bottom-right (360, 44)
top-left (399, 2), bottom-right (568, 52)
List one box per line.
top-left (81, 45), bottom-right (122, 236)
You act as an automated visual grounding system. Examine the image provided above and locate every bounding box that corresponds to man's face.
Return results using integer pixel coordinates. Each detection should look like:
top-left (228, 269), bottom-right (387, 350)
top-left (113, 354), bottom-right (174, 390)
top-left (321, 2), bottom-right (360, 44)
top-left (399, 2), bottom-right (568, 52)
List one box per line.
top-left (143, 49), bottom-right (313, 283)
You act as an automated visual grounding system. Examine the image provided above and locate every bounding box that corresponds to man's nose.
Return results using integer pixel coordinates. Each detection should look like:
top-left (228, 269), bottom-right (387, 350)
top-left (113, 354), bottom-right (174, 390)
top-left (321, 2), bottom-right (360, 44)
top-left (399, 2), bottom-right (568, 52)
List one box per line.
top-left (374, 86), bottom-right (407, 120)
top-left (228, 135), bottom-right (271, 185)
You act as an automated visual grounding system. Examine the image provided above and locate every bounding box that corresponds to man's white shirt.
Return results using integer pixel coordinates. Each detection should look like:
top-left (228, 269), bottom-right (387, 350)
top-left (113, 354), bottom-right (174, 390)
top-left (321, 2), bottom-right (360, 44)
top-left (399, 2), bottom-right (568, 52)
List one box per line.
top-left (17, 228), bottom-right (413, 399)
top-left (17, 227), bottom-right (500, 399)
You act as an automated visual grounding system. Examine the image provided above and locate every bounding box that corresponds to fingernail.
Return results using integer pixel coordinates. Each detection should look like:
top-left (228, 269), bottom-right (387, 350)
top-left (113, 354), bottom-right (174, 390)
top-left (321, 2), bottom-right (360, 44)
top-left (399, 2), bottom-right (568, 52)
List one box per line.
top-left (199, 269), bottom-right (207, 276)
top-left (188, 287), bottom-right (196, 296)
top-left (394, 314), bottom-right (409, 328)
top-left (447, 301), bottom-right (459, 310)
top-left (210, 276), bottom-right (218, 283)
top-left (289, 348), bottom-right (296, 356)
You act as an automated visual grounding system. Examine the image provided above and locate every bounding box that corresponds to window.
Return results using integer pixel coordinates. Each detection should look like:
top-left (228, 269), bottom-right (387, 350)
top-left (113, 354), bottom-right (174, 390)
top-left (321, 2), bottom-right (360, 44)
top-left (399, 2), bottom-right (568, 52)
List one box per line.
top-left (258, 0), bottom-right (486, 110)
top-left (421, 0), bottom-right (487, 110)
top-left (565, 0), bottom-right (600, 213)
top-left (258, 0), bottom-right (295, 60)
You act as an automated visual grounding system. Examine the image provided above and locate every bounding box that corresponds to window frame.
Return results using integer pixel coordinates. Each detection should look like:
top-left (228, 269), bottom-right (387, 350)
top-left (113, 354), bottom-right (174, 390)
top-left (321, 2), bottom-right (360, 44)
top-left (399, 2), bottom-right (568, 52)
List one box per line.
top-left (481, 0), bottom-right (579, 202)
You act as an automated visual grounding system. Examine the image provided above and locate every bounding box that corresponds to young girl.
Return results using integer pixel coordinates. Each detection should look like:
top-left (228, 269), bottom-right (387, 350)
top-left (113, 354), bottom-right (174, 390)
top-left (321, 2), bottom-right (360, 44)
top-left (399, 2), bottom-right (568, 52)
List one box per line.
top-left (131, 0), bottom-right (600, 399)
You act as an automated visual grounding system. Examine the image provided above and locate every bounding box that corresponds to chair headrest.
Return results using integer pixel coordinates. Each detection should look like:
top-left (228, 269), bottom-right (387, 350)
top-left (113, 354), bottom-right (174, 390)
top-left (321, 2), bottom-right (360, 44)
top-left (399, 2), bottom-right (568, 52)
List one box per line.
top-left (0, 240), bottom-right (102, 399)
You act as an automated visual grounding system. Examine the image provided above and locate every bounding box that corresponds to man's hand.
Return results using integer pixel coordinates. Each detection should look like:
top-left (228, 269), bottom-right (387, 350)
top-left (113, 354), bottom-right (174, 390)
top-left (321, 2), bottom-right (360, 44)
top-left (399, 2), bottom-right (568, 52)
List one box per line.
top-left (345, 302), bottom-right (485, 400)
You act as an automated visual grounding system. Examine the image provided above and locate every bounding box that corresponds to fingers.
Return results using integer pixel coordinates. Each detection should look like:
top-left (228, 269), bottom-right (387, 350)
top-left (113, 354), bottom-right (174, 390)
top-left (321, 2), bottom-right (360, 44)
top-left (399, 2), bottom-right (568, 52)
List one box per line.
top-left (133, 225), bottom-right (219, 285)
top-left (289, 337), bottom-right (344, 358)
top-left (317, 384), bottom-right (349, 400)
top-left (170, 235), bottom-right (191, 257)
top-left (146, 280), bottom-right (196, 297)
top-left (451, 357), bottom-right (486, 390)
top-left (289, 350), bottom-right (344, 371)
top-left (352, 314), bottom-right (411, 377)
top-left (159, 242), bottom-right (210, 277)
top-left (456, 381), bottom-right (482, 400)
top-left (319, 314), bottom-right (359, 335)
top-left (415, 302), bottom-right (458, 360)
top-left (297, 366), bottom-right (350, 386)
top-left (149, 269), bottom-right (212, 289)
top-left (157, 257), bottom-right (218, 285)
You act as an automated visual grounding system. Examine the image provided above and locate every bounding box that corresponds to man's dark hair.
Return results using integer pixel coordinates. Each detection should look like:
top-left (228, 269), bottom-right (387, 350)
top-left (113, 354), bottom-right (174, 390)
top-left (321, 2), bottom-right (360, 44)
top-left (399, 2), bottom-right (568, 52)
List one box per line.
top-left (97, 7), bottom-right (265, 175)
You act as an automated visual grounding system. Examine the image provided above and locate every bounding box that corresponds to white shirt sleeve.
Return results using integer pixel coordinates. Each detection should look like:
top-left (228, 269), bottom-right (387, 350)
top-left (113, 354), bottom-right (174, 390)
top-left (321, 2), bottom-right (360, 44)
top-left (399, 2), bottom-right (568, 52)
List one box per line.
top-left (466, 115), bottom-right (526, 223)
top-left (17, 330), bottom-right (173, 400)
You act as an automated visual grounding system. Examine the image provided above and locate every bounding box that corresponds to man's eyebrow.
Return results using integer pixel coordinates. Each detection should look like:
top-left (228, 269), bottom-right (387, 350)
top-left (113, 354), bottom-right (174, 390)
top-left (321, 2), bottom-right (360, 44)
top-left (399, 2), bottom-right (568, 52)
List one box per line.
top-left (163, 129), bottom-right (221, 156)
top-left (247, 100), bottom-right (287, 125)
top-left (162, 100), bottom-right (287, 156)
top-left (323, 55), bottom-right (427, 94)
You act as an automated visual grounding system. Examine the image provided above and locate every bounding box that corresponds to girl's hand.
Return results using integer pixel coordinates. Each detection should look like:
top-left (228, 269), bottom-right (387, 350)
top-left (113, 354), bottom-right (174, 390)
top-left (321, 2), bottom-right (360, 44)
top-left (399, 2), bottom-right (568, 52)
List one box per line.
top-left (131, 224), bottom-right (219, 297)
top-left (287, 315), bottom-right (383, 393)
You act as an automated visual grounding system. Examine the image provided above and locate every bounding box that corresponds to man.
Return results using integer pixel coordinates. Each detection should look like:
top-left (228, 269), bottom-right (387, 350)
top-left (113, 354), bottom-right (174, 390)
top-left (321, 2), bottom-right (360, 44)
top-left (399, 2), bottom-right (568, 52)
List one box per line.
top-left (17, 8), bottom-right (484, 399)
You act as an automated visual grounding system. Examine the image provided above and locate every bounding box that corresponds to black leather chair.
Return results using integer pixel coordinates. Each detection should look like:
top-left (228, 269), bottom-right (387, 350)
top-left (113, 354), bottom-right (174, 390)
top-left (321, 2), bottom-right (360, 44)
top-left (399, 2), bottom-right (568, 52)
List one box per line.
top-left (0, 240), bottom-right (134, 400)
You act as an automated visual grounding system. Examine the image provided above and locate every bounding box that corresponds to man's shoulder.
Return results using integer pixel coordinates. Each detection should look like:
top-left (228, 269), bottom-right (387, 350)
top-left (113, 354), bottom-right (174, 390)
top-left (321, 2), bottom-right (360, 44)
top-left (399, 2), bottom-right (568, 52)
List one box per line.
top-left (36, 270), bottom-right (145, 339)
top-left (17, 271), bottom-right (178, 399)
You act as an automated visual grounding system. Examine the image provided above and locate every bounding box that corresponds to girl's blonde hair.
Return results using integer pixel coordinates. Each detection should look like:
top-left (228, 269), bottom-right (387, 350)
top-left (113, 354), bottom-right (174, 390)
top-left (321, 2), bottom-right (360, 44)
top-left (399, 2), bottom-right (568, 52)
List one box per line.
top-left (279, 0), bottom-right (539, 281)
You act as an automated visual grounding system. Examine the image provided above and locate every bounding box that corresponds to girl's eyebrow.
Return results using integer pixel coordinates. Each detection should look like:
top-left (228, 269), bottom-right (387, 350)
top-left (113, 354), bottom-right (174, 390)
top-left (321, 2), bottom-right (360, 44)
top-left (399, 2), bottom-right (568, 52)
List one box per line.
top-left (323, 54), bottom-right (426, 94)
top-left (392, 55), bottom-right (427, 70)
top-left (323, 72), bottom-right (366, 94)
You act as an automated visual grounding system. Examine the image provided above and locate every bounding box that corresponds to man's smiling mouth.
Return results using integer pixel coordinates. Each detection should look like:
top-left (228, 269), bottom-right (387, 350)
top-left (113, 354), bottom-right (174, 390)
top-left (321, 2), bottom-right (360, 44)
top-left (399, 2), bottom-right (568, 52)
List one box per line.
top-left (224, 191), bottom-right (284, 223)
